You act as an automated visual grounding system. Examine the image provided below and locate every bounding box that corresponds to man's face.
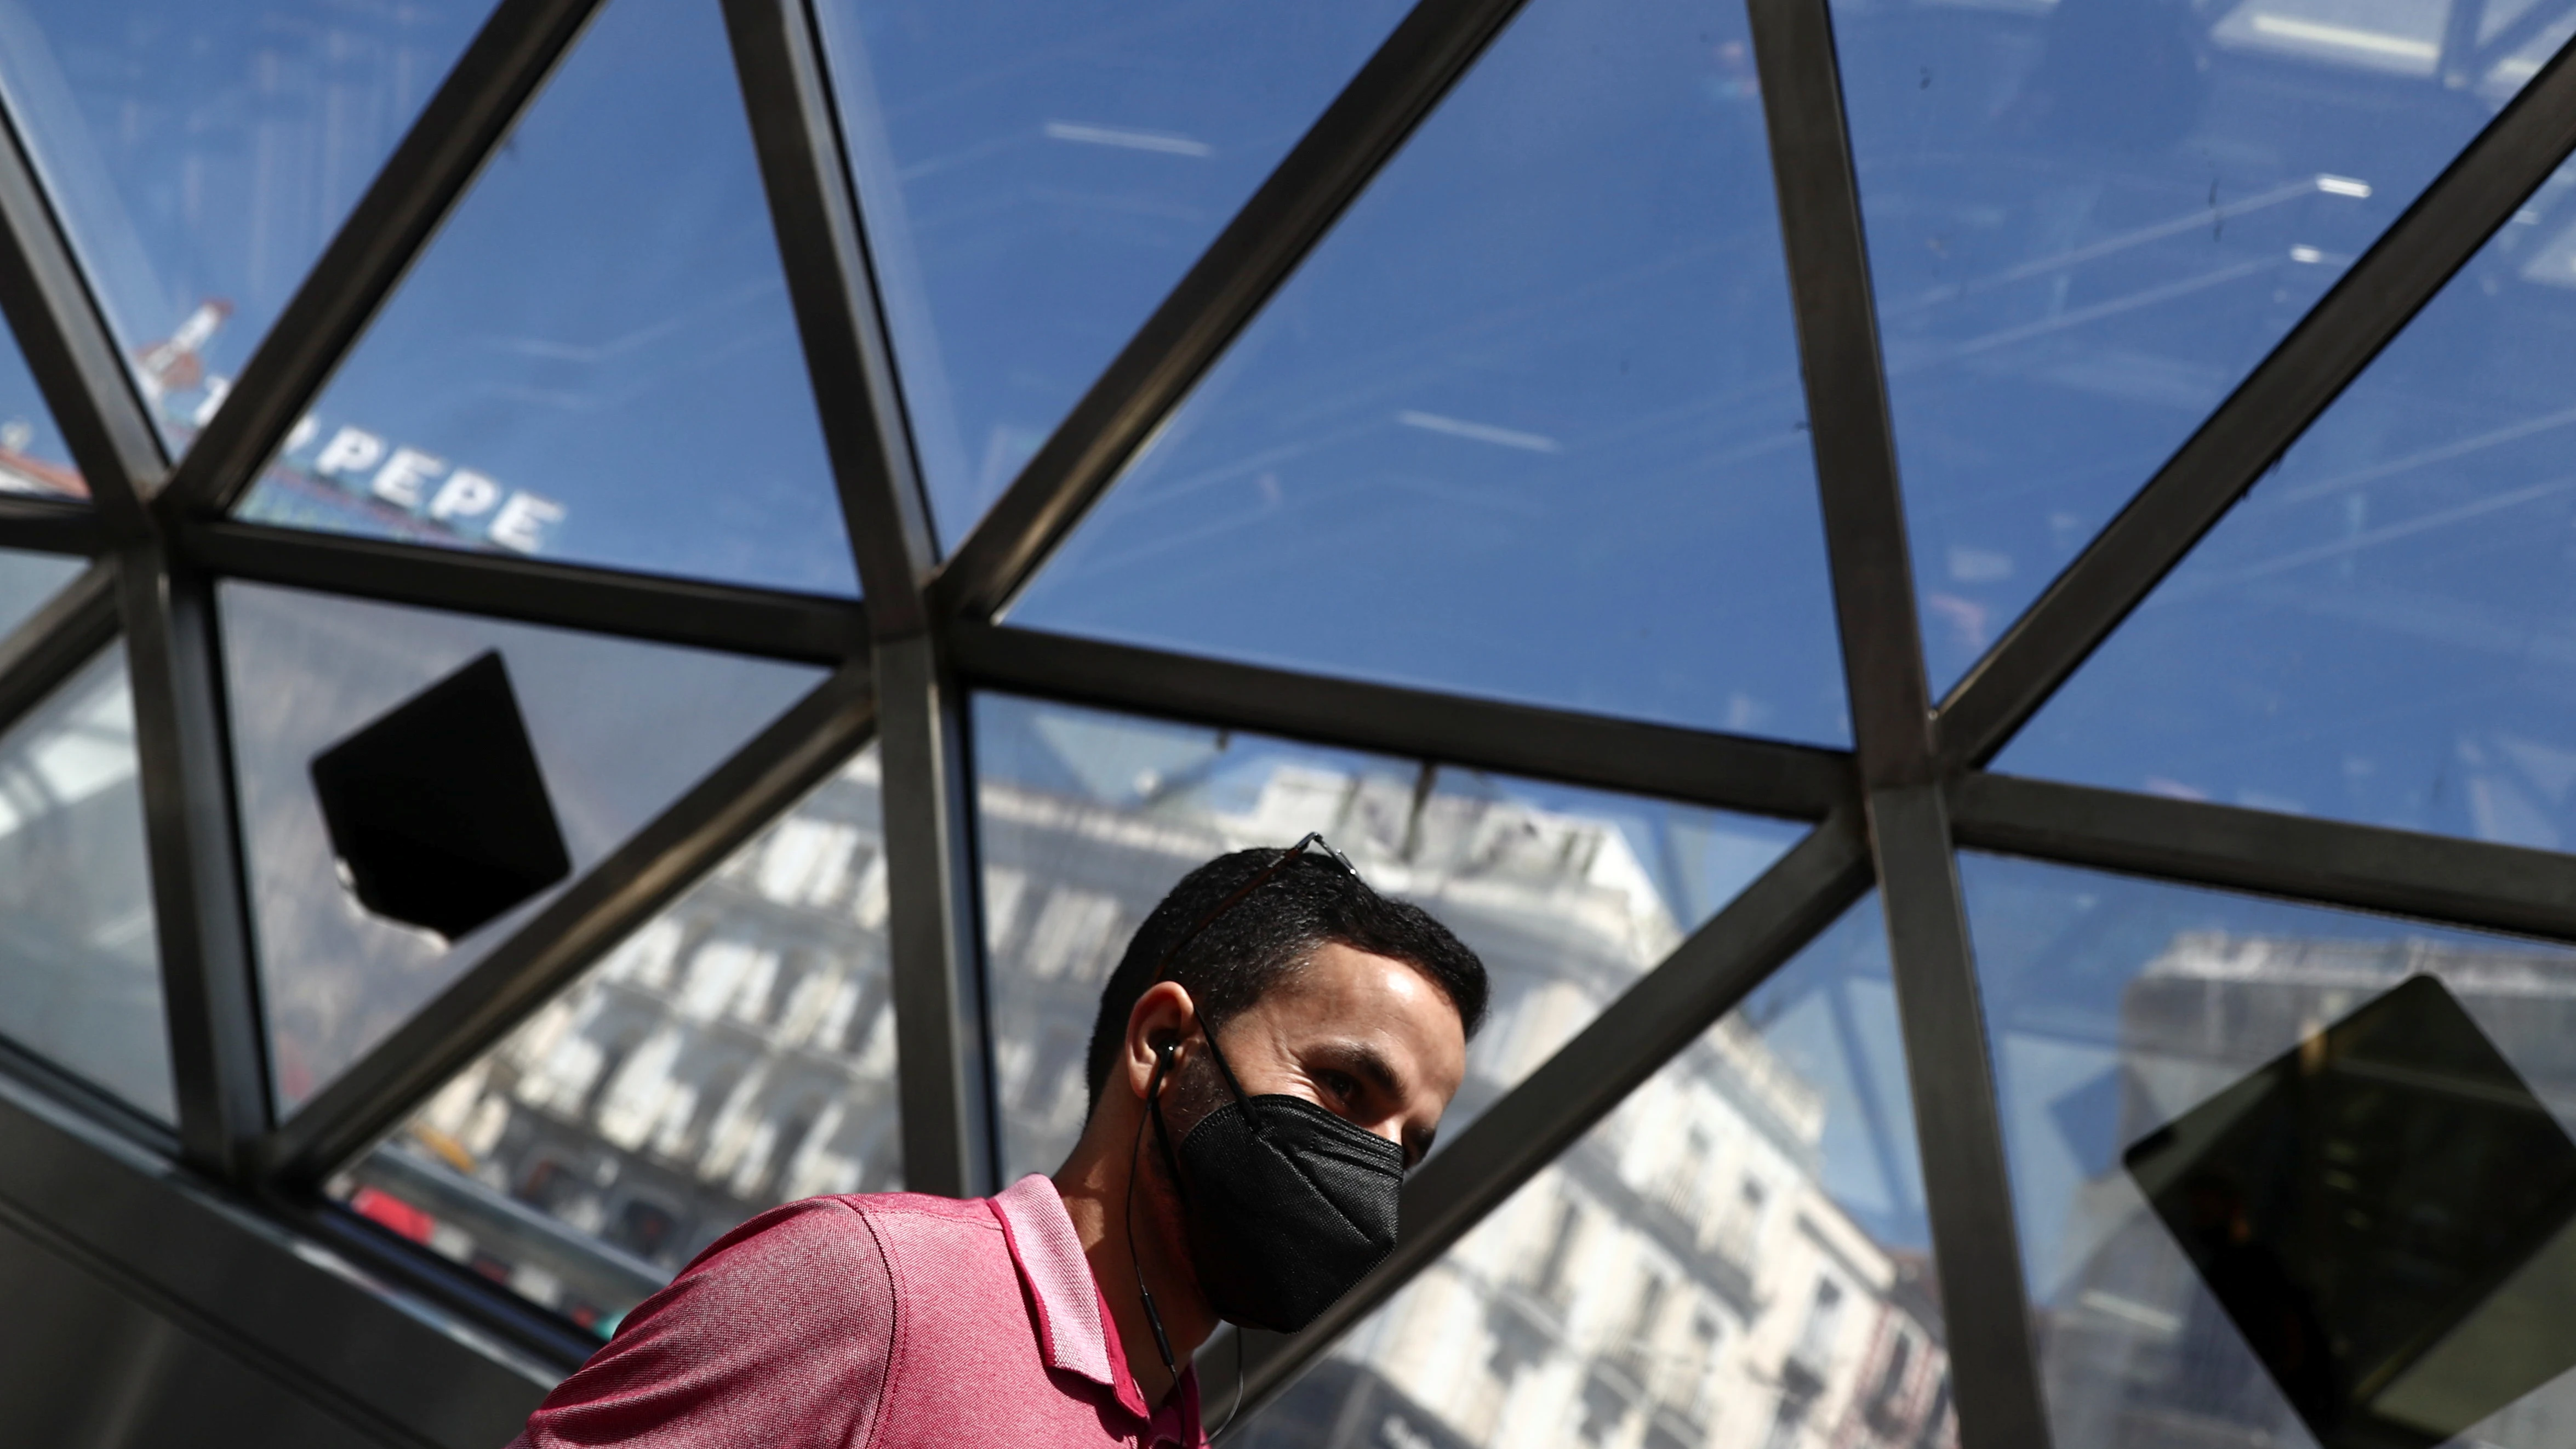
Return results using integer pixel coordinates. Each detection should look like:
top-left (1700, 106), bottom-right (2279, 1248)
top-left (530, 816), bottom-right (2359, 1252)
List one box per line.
top-left (1192, 942), bottom-right (1470, 1167)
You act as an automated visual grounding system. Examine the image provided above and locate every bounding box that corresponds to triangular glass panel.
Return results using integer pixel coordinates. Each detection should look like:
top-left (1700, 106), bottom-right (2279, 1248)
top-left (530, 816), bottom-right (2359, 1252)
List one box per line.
top-left (1961, 852), bottom-right (2576, 1448)
top-left (231, 0), bottom-right (860, 595)
top-left (1231, 895), bottom-right (1957, 1449)
top-left (220, 581), bottom-right (825, 1113)
top-left (814, 0), bottom-right (1406, 547)
top-left (1836, 0), bottom-right (2575, 691)
top-left (972, 691), bottom-right (1807, 1182)
top-left (0, 547), bottom-right (86, 641)
top-left (1008, 0), bottom-right (1847, 744)
top-left (2002, 168), bottom-right (2576, 847)
top-left (0, 299), bottom-right (92, 506)
top-left (0, 2), bottom-right (490, 443)
top-left (327, 743), bottom-right (894, 1337)
top-left (0, 644), bottom-right (170, 1121)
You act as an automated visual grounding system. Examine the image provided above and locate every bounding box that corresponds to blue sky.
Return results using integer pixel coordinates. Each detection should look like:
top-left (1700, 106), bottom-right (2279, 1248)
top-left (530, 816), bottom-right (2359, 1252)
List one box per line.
top-left (0, 0), bottom-right (2563, 772)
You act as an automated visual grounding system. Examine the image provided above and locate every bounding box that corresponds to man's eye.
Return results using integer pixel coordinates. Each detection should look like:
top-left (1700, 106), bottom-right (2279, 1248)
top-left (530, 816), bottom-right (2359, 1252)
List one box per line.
top-left (1320, 1070), bottom-right (1361, 1102)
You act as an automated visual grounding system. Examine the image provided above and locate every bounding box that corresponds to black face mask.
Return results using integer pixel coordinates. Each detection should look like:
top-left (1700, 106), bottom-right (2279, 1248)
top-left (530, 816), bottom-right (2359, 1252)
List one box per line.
top-left (1149, 1033), bottom-right (1404, 1333)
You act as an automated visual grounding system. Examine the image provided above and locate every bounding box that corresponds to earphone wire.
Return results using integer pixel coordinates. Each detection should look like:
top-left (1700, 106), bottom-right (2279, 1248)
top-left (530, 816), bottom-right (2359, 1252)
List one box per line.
top-left (1128, 1044), bottom-right (1181, 1388)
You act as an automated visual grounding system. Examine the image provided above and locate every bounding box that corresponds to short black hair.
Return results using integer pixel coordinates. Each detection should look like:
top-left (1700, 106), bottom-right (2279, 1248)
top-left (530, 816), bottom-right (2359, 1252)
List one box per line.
top-left (1083, 847), bottom-right (1490, 1108)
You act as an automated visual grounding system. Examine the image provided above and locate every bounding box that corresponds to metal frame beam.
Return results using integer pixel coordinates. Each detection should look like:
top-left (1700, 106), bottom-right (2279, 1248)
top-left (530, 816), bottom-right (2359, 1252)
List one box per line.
top-left (182, 519), bottom-right (866, 664)
top-left (1951, 772), bottom-right (2576, 943)
top-left (929, 0), bottom-right (1536, 622)
top-left (1205, 811), bottom-right (1876, 1430)
top-left (1937, 33), bottom-right (2576, 768)
top-left (0, 83), bottom-right (163, 535)
top-left (1750, 0), bottom-right (2050, 1442)
top-left (0, 496), bottom-right (106, 556)
top-left (871, 634), bottom-right (996, 1197)
top-left (722, 0), bottom-right (993, 1197)
top-left (264, 659), bottom-right (877, 1186)
top-left (0, 560), bottom-right (118, 739)
top-left (950, 621), bottom-right (1856, 822)
top-left (162, 0), bottom-right (609, 517)
top-left (121, 545), bottom-right (272, 1179)
top-left (0, 0), bottom-right (2573, 1439)
top-left (721, 0), bottom-right (939, 637)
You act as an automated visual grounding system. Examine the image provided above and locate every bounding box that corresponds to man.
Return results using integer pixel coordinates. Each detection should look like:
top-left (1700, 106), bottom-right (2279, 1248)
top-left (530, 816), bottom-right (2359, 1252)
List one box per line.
top-left (508, 835), bottom-right (1488, 1446)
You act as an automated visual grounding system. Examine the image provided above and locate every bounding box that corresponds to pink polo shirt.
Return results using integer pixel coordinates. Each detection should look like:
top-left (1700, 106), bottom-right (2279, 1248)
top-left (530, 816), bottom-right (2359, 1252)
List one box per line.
top-left (508, 1174), bottom-right (1206, 1447)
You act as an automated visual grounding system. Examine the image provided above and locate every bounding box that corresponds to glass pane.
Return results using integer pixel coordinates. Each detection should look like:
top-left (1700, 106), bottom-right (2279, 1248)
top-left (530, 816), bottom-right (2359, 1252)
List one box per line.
top-left (231, 0), bottom-right (860, 595)
top-left (0, 324), bottom-right (88, 505)
top-left (1838, 0), bottom-right (2573, 691)
top-left (0, 646), bottom-right (169, 1120)
top-left (818, 0), bottom-right (1405, 547)
top-left (973, 691), bottom-right (1806, 1183)
top-left (0, 2), bottom-right (488, 442)
top-left (1232, 896), bottom-right (1957, 1449)
top-left (220, 581), bottom-right (823, 1111)
top-left (1009, 0), bottom-right (1847, 744)
top-left (2001, 168), bottom-right (2576, 845)
top-left (1962, 852), bottom-right (2576, 1447)
top-left (0, 549), bottom-right (84, 640)
top-left (328, 745), bottom-right (896, 1337)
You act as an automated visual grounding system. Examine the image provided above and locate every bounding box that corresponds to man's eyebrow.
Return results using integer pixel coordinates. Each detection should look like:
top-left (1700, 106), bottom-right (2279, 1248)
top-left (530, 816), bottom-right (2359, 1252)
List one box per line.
top-left (1324, 1040), bottom-right (1407, 1099)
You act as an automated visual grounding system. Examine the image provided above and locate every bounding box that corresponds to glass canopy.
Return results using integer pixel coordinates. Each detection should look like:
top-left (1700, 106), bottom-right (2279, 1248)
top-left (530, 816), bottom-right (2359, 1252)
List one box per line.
top-left (1238, 896), bottom-right (1947, 1449)
top-left (2005, 164), bottom-right (2576, 847)
top-left (972, 692), bottom-right (1804, 1179)
top-left (0, 0), bottom-right (490, 435)
top-left (219, 581), bottom-right (823, 1109)
top-left (1011, 0), bottom-right (1848, 744)
top-left (815, 0), bottom-right (1405, 546)
top-left (231, 0), bottom-right (861, 594)
top-left (1838, 0), bottom-right (2568, 690)
top-left (0, 0), bottom-right (2564, 1445)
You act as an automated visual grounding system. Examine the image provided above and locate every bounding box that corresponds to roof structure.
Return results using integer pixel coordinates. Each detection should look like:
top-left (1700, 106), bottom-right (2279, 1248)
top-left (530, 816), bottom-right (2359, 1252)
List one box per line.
top-left (2, 0), bottom-right (2575, 1445)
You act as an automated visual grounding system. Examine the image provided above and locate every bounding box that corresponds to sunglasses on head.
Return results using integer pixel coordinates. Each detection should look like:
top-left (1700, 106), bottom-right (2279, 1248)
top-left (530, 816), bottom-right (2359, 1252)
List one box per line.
top-left (1151, 831), bottom-right (1362, 983)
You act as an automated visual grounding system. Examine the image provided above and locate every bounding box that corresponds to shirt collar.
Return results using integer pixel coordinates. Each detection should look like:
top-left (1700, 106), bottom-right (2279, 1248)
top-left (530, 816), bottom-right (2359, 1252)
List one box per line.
top-left (991, 1174), bottom-right (1117, 1387)
top-left (990, 1173), bottom-right (1203, 1442)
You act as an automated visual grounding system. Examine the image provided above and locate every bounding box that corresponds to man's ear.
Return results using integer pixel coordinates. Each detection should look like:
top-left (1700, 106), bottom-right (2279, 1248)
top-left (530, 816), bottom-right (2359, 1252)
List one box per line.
top-left (1122, 980), bottom-right (1198, 1102)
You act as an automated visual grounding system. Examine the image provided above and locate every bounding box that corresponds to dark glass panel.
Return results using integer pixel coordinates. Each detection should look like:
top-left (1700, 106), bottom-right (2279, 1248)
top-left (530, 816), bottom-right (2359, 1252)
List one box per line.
top-left (1962, 851), bottom-right (2576, 1447)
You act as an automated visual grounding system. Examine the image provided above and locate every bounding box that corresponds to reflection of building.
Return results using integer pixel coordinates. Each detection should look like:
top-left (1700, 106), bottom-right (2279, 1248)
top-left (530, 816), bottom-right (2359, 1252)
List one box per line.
top-left (338, 754), bottom-right (901, 1332)
top-left (135, 300), bottom-right (571, 555)
top-left (978, 755), bottom-right (1956, 1449)
top-left (2044, 935), bottom-right (2576, 1448)
top-left (341, 739), bottom-right (1952, 1449)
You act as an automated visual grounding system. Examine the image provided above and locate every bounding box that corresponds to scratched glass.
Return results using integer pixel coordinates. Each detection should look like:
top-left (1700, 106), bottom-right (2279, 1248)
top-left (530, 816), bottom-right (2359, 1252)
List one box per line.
top-left (1834, 0), bottom-right (2572, 689)
top-left (0, 1), bottom-right (490, 448)
top-left (1010, 0), bottom-right (1846, 744)
top-left (230, 0), bottom-right (858, 595)
top-left (2004, 162), bottom-right (2576, 853)
top-left (813, 0), bottom-right (1405, 548)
